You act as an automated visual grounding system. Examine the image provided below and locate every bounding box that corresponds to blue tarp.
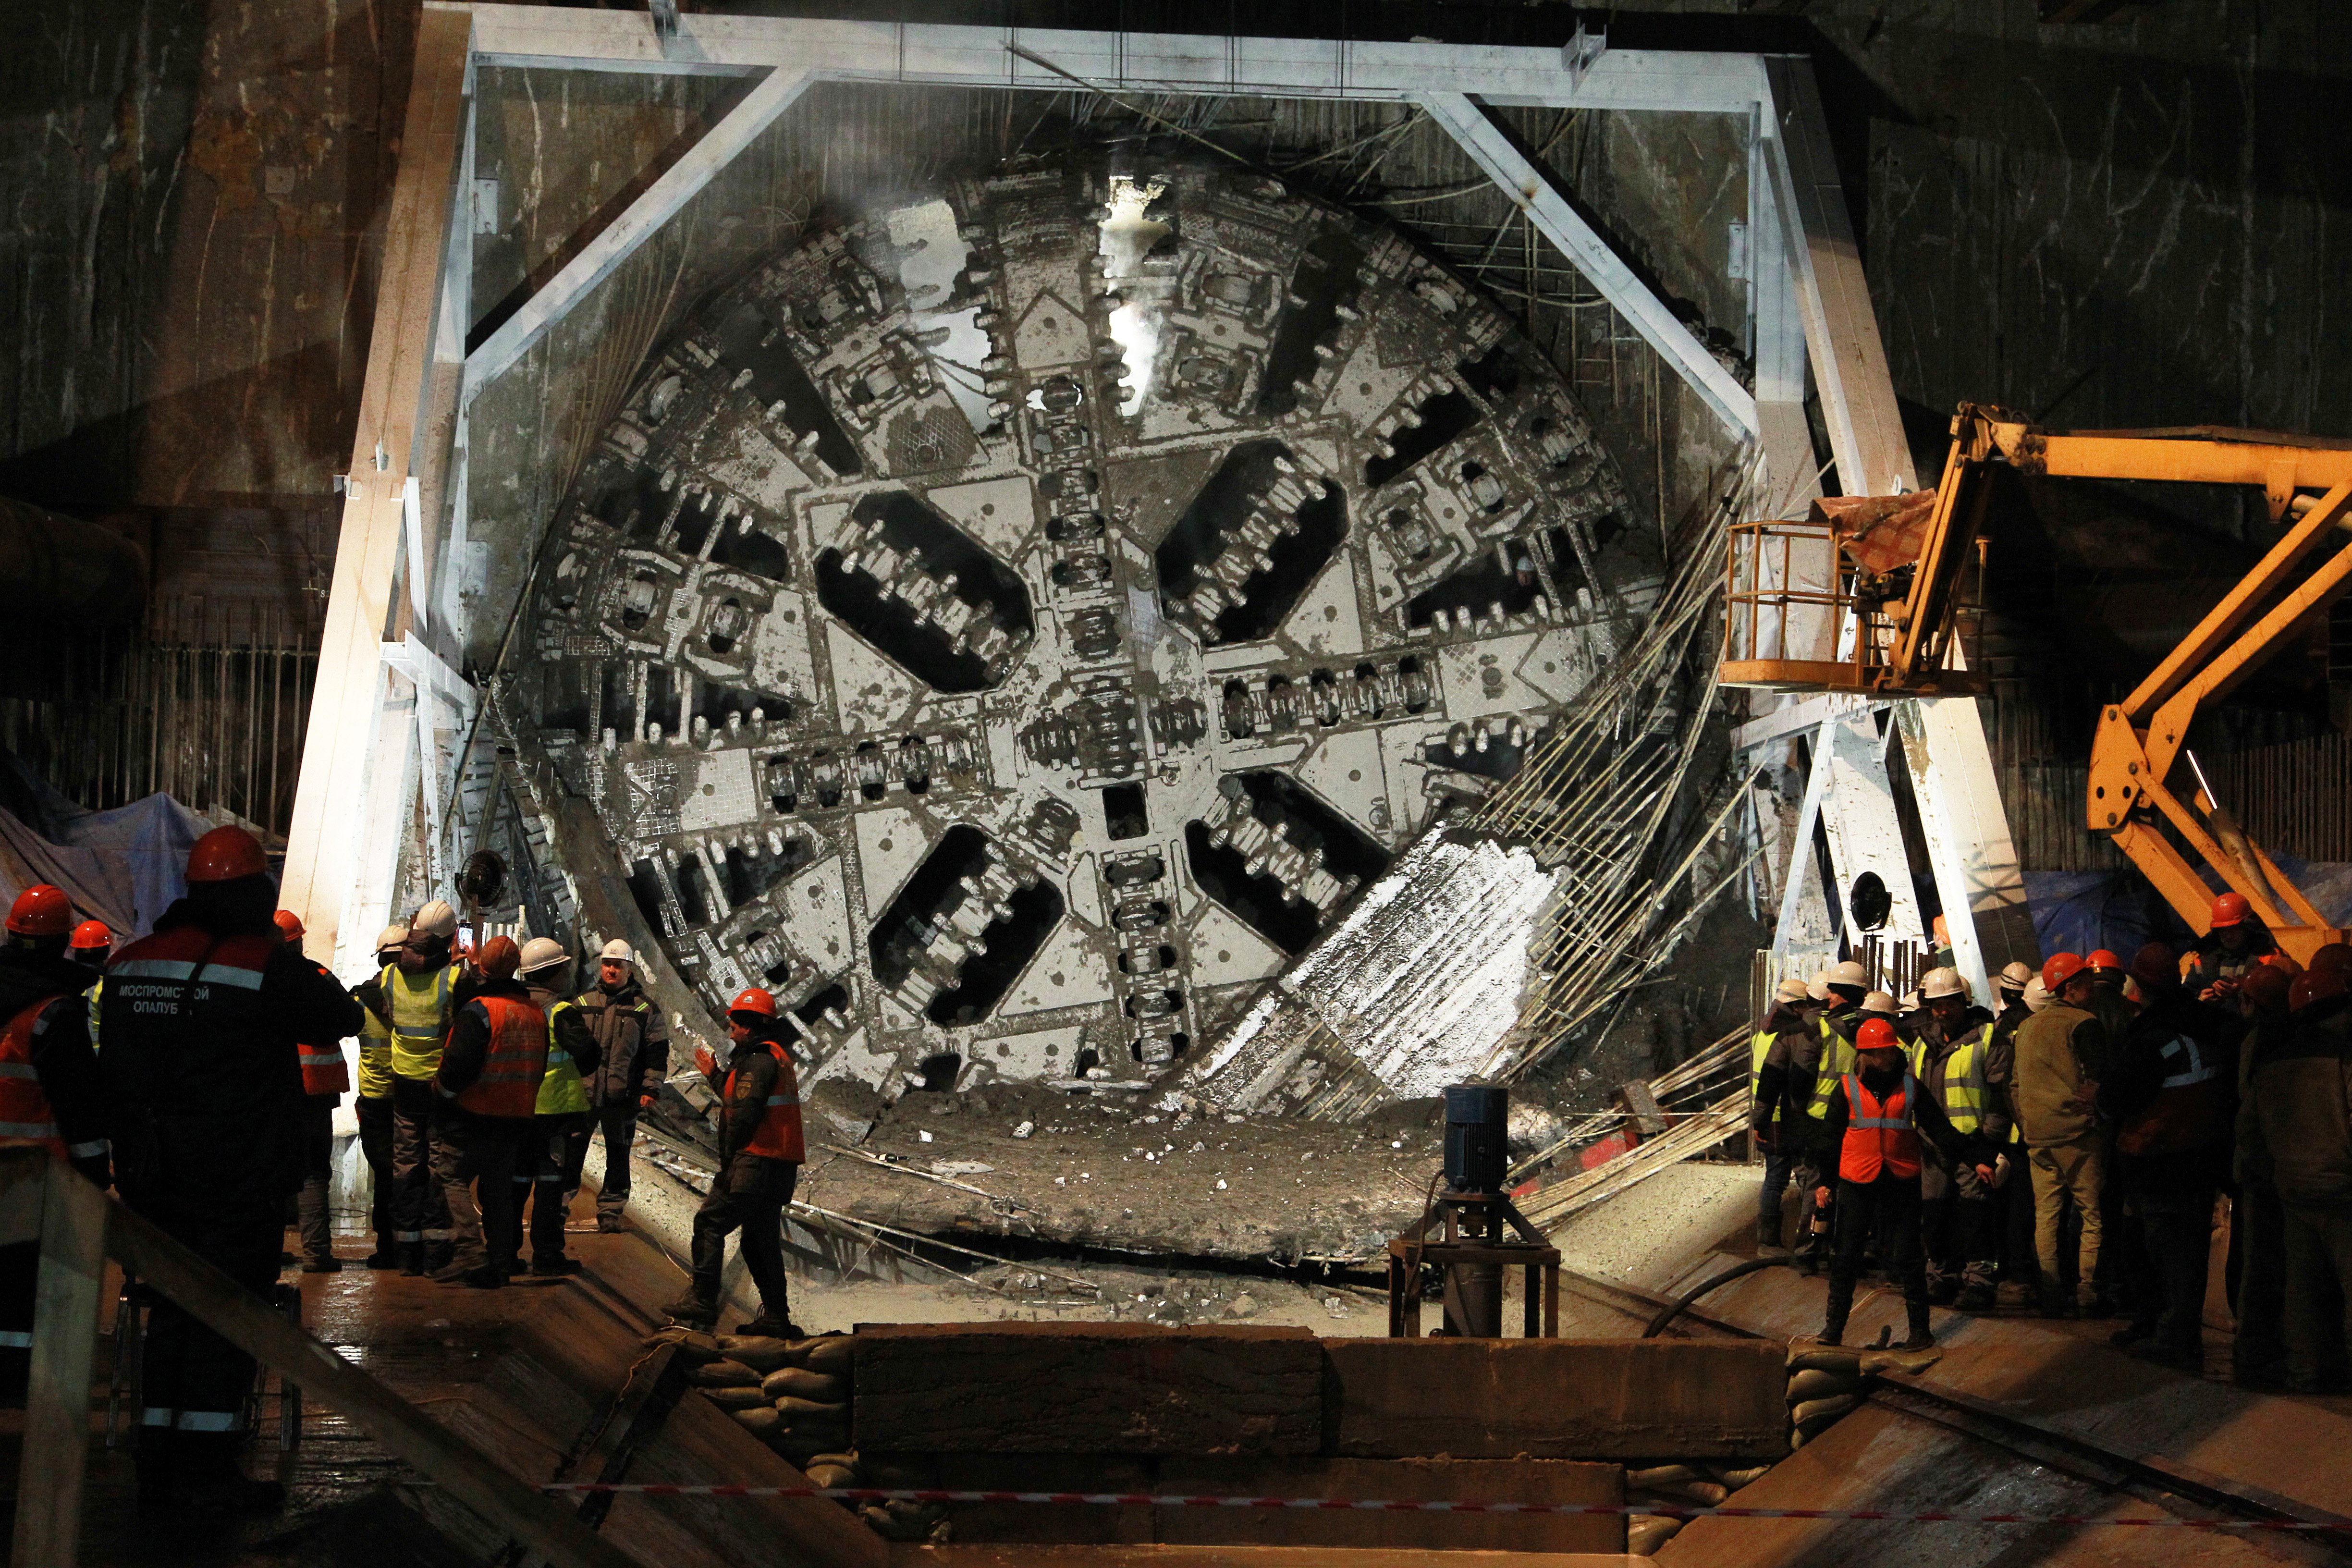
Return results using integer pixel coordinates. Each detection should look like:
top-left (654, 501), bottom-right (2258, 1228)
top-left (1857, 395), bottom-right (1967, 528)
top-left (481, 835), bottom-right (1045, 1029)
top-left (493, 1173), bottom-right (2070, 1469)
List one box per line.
top-left (0, 753), bottom-right (214, 941)
top-left (2025, 855), bottom-right (2352, 960)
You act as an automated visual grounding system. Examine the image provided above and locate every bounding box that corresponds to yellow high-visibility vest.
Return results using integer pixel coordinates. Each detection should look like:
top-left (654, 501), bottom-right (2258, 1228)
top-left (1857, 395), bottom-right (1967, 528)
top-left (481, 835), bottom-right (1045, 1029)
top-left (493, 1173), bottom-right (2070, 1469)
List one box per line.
top-left (1910, 1023), bottom-right (1994, 1136)
top-left (535, 999), bottom-right (590, 1115)
top-left (384, 963), bottom-right (458, 1080)
top-left (356, 1000), bottom-right (394, 1099)
top-left (1806, 1013), bottom-right (1860, 1120)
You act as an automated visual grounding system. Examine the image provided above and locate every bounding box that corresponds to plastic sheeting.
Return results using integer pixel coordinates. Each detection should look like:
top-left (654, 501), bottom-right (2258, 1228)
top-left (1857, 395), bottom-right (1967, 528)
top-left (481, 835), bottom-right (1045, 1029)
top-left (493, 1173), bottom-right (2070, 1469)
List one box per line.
top-left (2026, 855), bottom-right (2352, 961)
top-left (0, 750), bottom-right (215, 940)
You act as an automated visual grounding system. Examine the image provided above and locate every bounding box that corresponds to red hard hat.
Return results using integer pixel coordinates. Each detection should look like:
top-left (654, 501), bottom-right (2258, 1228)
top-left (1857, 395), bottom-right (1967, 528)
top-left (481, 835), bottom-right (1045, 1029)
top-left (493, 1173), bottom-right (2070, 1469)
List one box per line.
top-left (2042, 953), bottom-right (2087, 992)
top-left (273, 909), bottom-right (305, 942)
top-left (728, 987), bottom-right (777, 1019)
top-left (2291, 968), bottom-right (2348, 1013)
top-left (187, 826), bottom-right (267, 883)
top-left (6, 884), bottom-right (74, 938)
top-left (2088, 949), bottom-right (2124, 973)
top-left (475, 934), bottom-right (521, 980)
top-left (2242, 966), bottom-right (2292, 1012)
top-left (2210, 891), bottom-right (2252, 930)
top-left (2129, 943), bottom-right (2178, 994)
top-left (68, 919), bottom-right (112, 951)
top-left (1856, 1017), bottom-right (1900, 1051)
top-left (2311, 944), bottom-right (2352, 981)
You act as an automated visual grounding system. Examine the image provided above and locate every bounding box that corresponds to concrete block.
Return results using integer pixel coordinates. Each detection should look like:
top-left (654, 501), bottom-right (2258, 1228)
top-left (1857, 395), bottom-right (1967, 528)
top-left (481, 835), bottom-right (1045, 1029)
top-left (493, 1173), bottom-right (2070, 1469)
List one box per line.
top-left (855, 1323), bottom-right (1322, 1455)
top-left (1156, 1457), bottom-right (1625, 1554)
top-left (1323, 1338), bottom-right (1788, 1460)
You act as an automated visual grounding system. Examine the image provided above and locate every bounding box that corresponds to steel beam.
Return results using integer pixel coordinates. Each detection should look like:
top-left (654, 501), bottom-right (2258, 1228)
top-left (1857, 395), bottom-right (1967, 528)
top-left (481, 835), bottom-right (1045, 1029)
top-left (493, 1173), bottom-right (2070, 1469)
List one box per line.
top-left (463, 63), bottom-right (813, 404)
top-left (1815, 712), bottom-right (1925, 953)
top-left (1418, 92), bottom-right (1758, 442)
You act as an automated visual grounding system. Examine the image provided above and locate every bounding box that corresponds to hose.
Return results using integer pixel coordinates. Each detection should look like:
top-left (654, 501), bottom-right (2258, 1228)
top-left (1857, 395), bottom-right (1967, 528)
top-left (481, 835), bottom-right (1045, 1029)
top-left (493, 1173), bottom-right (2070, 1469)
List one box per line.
top-left (1641, 1255), bottom-right (1793, 1338)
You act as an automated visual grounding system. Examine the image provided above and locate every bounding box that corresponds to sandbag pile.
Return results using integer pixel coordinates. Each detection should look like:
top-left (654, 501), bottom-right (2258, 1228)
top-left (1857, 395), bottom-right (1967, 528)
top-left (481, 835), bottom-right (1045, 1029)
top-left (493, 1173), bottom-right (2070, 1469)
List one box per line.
top-left (1621, 1460), bottom-right (1772, 1554)
top-left (1783, 1339), bottom-right (1936, 1449)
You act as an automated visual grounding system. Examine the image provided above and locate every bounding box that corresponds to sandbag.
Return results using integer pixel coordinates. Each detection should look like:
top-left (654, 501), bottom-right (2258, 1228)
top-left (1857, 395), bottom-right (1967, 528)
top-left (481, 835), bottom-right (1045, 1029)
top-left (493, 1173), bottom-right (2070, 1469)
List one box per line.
top-left (1625, 1464), bottom-right (1703, 1489)
top-left (858, 1500), bottom-right (945, 1543)
top-left (716, 1335), bottom-right (806, 1372)
top-left (1786, 1367), bottom-right (1859, 1405)
top-left (1627, 1516), bottom-right (1684, 1555)
top-left (701, 1385), bottom-right (770, 1410)
top-left (805, 1463), bottom-right (860, 1491)
top-left (1790, 1393), bottom-right (1858, 1427)
top-left (644, 1326), bottom-right (723, 1359)
top-left (799, 1334), bottom-right (854, 1372)
top-left (1641, 1481), bottom-right (1727, 1507)
top-left (1711, 1464), bottom-right (1773, 1490)
top-left (774, 1396), bottom-right (849, 1422)
top-left (1786, 1346), bottom-right (1862, 1377)
top-left (776, 1432), bottom-right (841, 1468)
top-left (688, 1358), bottom-right (763, 1388)
top-left (763, 1366), bottom-right (847, 1402)
top-left (733, 1407), bottom-right (782, 1438)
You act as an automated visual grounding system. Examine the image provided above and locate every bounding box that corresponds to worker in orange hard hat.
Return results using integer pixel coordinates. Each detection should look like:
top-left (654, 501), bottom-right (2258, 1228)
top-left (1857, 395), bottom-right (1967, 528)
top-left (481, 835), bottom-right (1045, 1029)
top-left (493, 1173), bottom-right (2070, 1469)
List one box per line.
top-left (2083, 949), bottom-right (2136, 1037)
top-left (2230, 960), bottom-right (2299, 1390)
top-left (661, 984), bottom-right (805, 1335)
top-left (2186, 891), bottom-right (2276, 1004)
top-left (2010, 953), bottom-right (2115, 1319)
top-left (101, 827), bottom-right (363, 1510)
top-left (2242, 944), bottom-right (2352, 1392)
top-left (68, 919), bottom-right (112, 1050)
top-left (274, 909), bottom-right (354, 1274)
top-left (1810, 1016), bottom-right (1992, 1350)
top-left (426, 935), bottom-right (547, 1287)
top-left (0, 886), bottom-right (111, 1398)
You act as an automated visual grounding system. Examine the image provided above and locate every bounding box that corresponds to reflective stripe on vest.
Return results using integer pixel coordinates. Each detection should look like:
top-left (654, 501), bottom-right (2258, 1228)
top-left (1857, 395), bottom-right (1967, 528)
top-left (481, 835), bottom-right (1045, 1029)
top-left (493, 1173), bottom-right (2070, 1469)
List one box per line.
top-left (385, 964), bottom-right (455, 1080)
top-left (356, 1002), bottom-right (394, 1099)
top-left (2117, 1031), bottom-right (2232, 1157)
top-left (535, 999), bottom-right (590, 1116)
top-left (1911, 1023), bottom-right (1993, 1137)
top-left (729, 1042), bottom-right (805, 1163)
top-left (0, 997), bottom-right (69, 1160)
top-left (86, 978), bottom-right (102, 1053)
top-left (1749, 1028), bottom-right (1774, 1100)
top-left (1838, 1070), bottom-right (1922, 1183)
top-left (2158, 1034), bottom-right (2221, 1089)
top-left (1806, 1015), bottom-right (1859, 1120)
top-left (297, 1041), bottom-right (350, 1098)
top-left (452, 994), bottom-right (548, 1119)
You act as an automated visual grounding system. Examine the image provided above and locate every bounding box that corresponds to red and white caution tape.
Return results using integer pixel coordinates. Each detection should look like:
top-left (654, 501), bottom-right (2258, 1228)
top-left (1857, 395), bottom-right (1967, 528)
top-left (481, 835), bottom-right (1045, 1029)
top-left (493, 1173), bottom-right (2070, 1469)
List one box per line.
top-left (523, 1483), bottom-right (2340, 1531)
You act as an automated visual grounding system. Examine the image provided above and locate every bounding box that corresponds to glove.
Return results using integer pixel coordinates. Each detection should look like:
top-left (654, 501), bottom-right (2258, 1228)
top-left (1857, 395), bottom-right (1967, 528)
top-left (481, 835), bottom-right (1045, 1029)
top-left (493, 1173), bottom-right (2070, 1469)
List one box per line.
top-left (1974, 1163), bottom-right (1997, 1186)
top-left (1813, 1185), bottom-right (1832, 1208)
top-left (638, 1093), bottom-right (657, 1110)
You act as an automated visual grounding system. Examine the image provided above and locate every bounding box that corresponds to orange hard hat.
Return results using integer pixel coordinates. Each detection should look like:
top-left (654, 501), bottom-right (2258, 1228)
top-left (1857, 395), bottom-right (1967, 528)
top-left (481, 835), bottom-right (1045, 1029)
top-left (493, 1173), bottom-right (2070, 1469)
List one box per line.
top-left (728, 987), bottom-right (777, 1019)
top-left (475, 934), bottom-right (521, 980)
top-left (2210, 891), bottom-right (2252, 930)
top-left (1856, 1017), bottom-right (1900, 1051)
top-left (68, 919), bottom-right (112, 951)
top-left (2242, 965), bottom-right (2293, 1012)
top-left (2291, 968), bottom-right (2348, 1013)
top-left (6, 885), bottom-right (73, 938)
top-left (187, 825), bottom-right (267, 884)
top-left (2311, 944), bottom-right (2352, 981)
top-left (2042, 953), bottom-right (2087, 991)
top-left (2088, 949), bottom-right (2124, 973)
top-left (273, 909), bottom-right (305, 942)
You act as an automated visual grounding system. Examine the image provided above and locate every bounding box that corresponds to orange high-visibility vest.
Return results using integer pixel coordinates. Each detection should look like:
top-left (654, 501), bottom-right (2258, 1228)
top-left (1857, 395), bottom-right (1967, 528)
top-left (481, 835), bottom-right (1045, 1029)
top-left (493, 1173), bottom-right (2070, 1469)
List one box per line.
top-left (729, 1041), bottom-right (805, 1164)
top-left (296, 1039), bottom-right (350, 1097)
top-left (0, 998), bottom-right (69, 1159)
top-left (1838, 1070), bottom-right (1922, 1183)
top-left (452, 994), bottom-right (548, 1119)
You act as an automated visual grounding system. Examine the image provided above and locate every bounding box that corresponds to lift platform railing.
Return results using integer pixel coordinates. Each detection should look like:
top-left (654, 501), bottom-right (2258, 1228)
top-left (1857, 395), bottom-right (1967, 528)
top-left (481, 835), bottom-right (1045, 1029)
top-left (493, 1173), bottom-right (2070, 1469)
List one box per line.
top-left (1719, 516), bottom-right (1985, 697)
top-left (0, 1149), bottom-right (637, 1568)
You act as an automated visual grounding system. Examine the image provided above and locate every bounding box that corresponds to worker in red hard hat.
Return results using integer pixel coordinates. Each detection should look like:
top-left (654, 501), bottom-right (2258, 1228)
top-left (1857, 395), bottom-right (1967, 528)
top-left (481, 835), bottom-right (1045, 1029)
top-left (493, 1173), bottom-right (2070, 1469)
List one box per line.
top-left (2186, 891), bottom-right (2276, 1004)
top-left (273, 910), bottom-right (352, 1274)
top-left (1810, 1017), bottom-right (1991, 1351)
top-left (2094, 943), bottom-right (2237, 1371)
top-left (2242, 940), bottom-right (2352, 1392)
top-left (101, 826), bottom-right (363, 1511)
top-left (661, 984), bottom-right (805, 1335)
top-left (2083, 948), bottom-right (2137, 1038)
top-left (0, 886), bottom-right (111, 1397)
top-left (427, 935), bottom-right (548, 1288)
top-left (68, 919), bottom-right (112, 1050)
top-left (2010, 953), bottom-right (2114, 1319)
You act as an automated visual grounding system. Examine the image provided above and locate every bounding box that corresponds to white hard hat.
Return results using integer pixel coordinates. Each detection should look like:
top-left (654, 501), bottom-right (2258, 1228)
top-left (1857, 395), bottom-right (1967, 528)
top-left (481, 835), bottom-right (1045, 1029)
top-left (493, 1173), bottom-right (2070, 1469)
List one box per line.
top-left (411, 900), bottom-right (459, 940)
top-left (1827, 960), bottom-right (1869, 989)
top-left (599, 938), bottom-right (635, 965)
top-left (1860, 990), bottom-right (1899, 1017)
top-left (1808, 969), bottom-right (1832, 1001)
top-left (1998, 960), bottom-right (2035, 992)
top-left (1902, 988), bottom-right (1923, 1012)
top-left (1921, 966), bottom-right (1967, 1001)
top-left (518, 936), bottom-right (570, 974)
top-left (375, 924), bottom-right (409, 954)
top-left (1775, 978), bottom-right (1811, 1004)
top-left (2023, 978), bottom-right (2053, 1014)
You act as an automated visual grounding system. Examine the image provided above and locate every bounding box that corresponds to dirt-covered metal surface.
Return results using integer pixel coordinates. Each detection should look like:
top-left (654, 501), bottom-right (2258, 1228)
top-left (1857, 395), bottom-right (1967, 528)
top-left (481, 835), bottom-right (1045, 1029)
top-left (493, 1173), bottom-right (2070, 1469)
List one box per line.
top-left (513, 158), bottom-right (1651, 1098)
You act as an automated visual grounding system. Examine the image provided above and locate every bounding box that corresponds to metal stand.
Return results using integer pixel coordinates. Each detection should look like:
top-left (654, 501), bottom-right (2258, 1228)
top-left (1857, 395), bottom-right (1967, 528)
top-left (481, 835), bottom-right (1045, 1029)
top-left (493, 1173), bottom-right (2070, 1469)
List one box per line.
top-left (1385, 1190), bottom-right (1560, 1339)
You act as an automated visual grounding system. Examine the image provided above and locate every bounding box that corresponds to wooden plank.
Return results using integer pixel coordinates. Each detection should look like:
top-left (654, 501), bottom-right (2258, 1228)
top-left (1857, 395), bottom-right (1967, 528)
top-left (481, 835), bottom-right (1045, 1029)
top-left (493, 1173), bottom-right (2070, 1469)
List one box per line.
top-left (883, 1546), bottom-right (1643, 1566)
top-left (11, 1163), bottom-right (106, 1568)
top-left (100, 1187), bottom-right (641, 1568)
top-left (1154, 1458), bottom-right (1624, 1553)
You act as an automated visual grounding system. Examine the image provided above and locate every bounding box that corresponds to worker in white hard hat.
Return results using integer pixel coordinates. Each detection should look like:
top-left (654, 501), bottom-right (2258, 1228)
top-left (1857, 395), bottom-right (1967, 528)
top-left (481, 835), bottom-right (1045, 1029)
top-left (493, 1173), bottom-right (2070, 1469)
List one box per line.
top-left (1792, 960), bottom-right (1874, 1271)
top-left (568, 938), bottom-right (669, 1232)
top-left (515, 938), bottom-right (601, 1275)
top-left (351, 924), bottom-right (410, 1268)
top-left (353, 900), bottom-right (478, 1275)
top-left (1911, 967), bottom-right (2005, 1311)
top-left (1749, 978), bottom-right (1825, 1253)
top-left (1987, 958), bottom-right (2041, 1308)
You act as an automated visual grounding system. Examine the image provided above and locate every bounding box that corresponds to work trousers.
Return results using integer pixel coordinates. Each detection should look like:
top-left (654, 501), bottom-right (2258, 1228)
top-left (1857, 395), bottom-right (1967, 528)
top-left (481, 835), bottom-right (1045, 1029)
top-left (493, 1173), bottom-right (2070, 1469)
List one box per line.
top-left (564, 1105), bottom-right (638, 1224)
top-left (0, 1240), bottom-right (34, 1390)
top-left (1756, 1144), bottom-right (1820, 1245)
top-left (688, 1162), bottom-right (797, 1318)
top-left (2234, 1180), bottom-right (2290, 1383)
top-left (431, 1110), bottom-right (528, 1273)
top-left (2129, 1185), bottom-right (2217, 1361)
top-left (1824, 1173), bottom-right (1927, 1340)
top-left (2029, 1134), bottom-right (2105, 1306)
top-left (517, 1111), bottom-right (585, 1265)
top-left (2281, 1201), bottom-right (2352, 1391)
top-left (1998, 1152), bottom-right (2039, 1283)
top-left (1920, 1151), bottom-right (1995, 1295)
top-left (355, 1092), bottom-right (397, 1253)
top-left (390, 1077), bottom-right (448, 1247)
top-left (294, 1096), bottom-right (337, 1262)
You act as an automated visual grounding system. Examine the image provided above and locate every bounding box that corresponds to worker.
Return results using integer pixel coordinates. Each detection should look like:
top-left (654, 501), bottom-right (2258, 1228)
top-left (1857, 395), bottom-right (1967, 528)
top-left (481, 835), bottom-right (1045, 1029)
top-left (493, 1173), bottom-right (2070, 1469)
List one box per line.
top-left (516, 937), bottom-right (600, 1276)
top-left (1812, 1017), bottom-right (1988, 1350)
top-left (2243, 964), bottom-right (2352, 1391)
top-left (356, 900), bottom-right (470, 1275)
top-left (0, 887), bottom-right (110, 1398)
top-left (572, 939), bottom-right (668, 1233)
top-left (102, 828), bottom-right (361, 1510)
top-left (1859, 989), bottom-right (1908, 1044)
top-left (1749, 977), bottom-right (1821, 1253)
top-left (428, 935), bottom-right (547, 1288)
top-left (69, 919), bottom-right (110, 1048)
top-left (1986, 959), bottom-right (2039, 1308)
top-left (2097, 943), bottom-right (2237, 1370)
top-left (2083, 948), bottom-right (2136, 1037)
top-left (2012, 953), bottom-right (2113, 1319)
top-left (2230, 961), bottom-right (2297, 1385)
top-left (1911, 967), bottom-right (2005, 1311)
top-left (350, 924), bottom-right (407, 1268)
top-left (1802, 959), bottom-right (1871, 1122)
top-left (662, 987), bottom-right (803, 1335)
top-left (277, 909), bottom-right (355, 1274)
top-left (2187, 892), bottom-right (2278, 1003)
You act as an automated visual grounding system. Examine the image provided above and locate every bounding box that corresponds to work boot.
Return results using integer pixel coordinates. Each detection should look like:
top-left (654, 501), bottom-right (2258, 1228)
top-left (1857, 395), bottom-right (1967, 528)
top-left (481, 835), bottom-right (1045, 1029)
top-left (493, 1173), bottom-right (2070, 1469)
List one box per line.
top-left (1898, 1303), bottom-right (1935, 1352)
top-left (529, 1256), bottom-right (583, 1277)
top-left (737, 1311), bottom-right (804, 1339)
top-left (429, 1260), bottom-right (503, 1289)
top-left (363, 1245), bottom-right (401, 1270)
top-left (1955, 1284), bottom-right (1995, 1313)
top-left (597, 1215), bottom-right (628, 1235)
top-left (2040, 1288), bottom-right (2077, 1320)
top-left (300, 1254), bottom-right (342, 1274)
top-left (400, 1242), bottom-right (425, 1278)
top-left (2107, 1321), bottom-right (2155, 1349)
top-left (1756, 1214), bottom-right (1784, 1252)
top-left (1927, 1274), bottom-right (1959, 1307)
top-left (659, 1294), bottom-right (717, 1329)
